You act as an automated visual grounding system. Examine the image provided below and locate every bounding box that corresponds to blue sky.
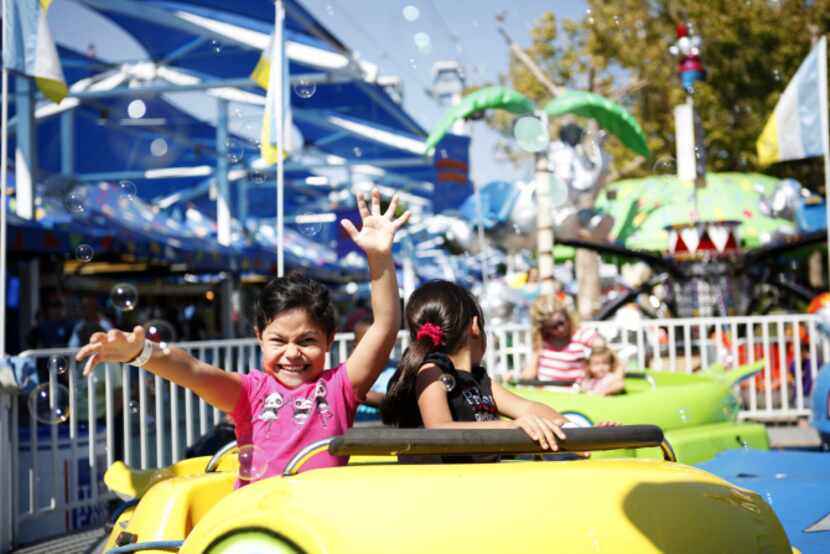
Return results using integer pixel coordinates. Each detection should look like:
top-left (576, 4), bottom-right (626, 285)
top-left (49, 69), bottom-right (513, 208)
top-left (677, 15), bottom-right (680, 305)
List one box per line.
top-left (300, 0), bottom-right (589, 185)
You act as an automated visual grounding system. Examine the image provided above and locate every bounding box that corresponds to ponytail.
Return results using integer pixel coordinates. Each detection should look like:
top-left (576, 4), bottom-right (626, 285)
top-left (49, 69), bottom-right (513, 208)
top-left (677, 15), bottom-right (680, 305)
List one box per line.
top-left (380, 280), bottom-right (485, 427)
top-left (381, 338), bottom-right (434, 427)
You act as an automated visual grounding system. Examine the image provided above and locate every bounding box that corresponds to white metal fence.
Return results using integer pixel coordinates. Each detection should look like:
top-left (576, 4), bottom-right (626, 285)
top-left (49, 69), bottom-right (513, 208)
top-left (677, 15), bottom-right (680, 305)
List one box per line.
top-left (4, 313), bottom-right (827, 548)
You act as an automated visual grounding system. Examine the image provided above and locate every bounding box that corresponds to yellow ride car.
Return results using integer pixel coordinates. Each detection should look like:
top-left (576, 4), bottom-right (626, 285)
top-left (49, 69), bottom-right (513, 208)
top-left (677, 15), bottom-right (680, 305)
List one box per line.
top-left (102, 426), bottom-right (796, 554)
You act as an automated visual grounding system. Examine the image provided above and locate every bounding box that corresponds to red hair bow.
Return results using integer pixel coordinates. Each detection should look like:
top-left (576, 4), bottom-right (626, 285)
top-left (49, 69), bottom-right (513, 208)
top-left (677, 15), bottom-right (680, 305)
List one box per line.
top-left (416, 322), bottom-right (443, 347)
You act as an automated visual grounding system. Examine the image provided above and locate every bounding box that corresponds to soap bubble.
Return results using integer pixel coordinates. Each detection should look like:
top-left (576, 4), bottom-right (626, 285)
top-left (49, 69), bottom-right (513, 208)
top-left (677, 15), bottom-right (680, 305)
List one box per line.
top-left (150, 138), bottom-right (168, 157)
top-left (111, 283), bottom-right (138, 311)
top-left (49, 355), bottom-right (69, 376)
top-left (238, 444), bottom-right (268, 481)
top-left (118, 180), bottom-right (136, 201)
top-left (413, 32), bottom-right (432, 54)
top-left (439, 373), bottom-right (456, 392)
top-left (249, 169), bottom-right (268, 185)
top-left (678, 407), bottom-right (689, 424)
top-left (653, 156), bottom-right (676, 174)
top-left (513, 116), bottom-right (549, 153)
top-left (209, 40), bottom-right (223, 54)
top-left (64, 189), bottom-right (86, 215)
top-left (145, 319), bottom-right (177, 343)
top-left (127, 99), bottom-right (146, 119)
top-left (402, 5), bottom-right (420, 21)
top-left (292, 79), bottom-right (316, 99)
top-left (75, 243), bottom-right (94, 262)
top-left (352, 146), bottom-right (363, 158)
top-left (296, 213), bottom-right (323, 237)
top-left (224, 137), bottom-right (244, 164)
top-left (27, 384), bottom-right (70, 425)
top-left (128, 400), bottom-right (139, 415)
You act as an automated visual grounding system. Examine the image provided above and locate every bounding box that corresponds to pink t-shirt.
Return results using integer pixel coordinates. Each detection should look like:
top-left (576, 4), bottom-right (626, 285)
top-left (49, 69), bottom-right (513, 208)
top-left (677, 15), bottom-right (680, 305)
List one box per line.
top-left (230, 363), bottom-right (359, 484)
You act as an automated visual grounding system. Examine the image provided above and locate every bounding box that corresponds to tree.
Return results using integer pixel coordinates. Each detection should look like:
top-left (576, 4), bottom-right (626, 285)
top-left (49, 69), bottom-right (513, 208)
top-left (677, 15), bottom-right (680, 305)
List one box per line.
top-left (494, 0), bottom-right (830, 190)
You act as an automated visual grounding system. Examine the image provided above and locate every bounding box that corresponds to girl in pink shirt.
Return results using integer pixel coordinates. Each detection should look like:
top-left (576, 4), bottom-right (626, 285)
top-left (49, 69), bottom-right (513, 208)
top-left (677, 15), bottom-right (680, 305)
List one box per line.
top-left (77, 189), bottom-right (409, 483)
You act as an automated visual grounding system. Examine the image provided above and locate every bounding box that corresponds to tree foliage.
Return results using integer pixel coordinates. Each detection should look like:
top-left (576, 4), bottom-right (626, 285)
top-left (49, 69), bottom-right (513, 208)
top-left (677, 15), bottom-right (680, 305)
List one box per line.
top-left (492, 0), bottom-right (830, 189)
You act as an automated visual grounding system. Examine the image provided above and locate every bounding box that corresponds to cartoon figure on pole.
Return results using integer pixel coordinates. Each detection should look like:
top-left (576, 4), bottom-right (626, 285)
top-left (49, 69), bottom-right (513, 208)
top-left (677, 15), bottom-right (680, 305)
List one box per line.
top-left (669, 22), bottom-right (706, 94)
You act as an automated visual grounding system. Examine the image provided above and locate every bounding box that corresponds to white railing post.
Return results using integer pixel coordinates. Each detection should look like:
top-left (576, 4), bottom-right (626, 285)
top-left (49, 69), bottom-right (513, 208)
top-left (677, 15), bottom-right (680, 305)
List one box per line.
top-left (1, 363), bottom-right (18, 552)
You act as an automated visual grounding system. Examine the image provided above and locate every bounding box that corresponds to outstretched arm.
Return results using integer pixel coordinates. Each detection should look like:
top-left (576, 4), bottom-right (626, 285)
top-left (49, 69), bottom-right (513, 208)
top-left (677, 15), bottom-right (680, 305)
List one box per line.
top-left (342, 189), bottom-right (410, 400)
top-left (76, 326), bottom-right (242, 413)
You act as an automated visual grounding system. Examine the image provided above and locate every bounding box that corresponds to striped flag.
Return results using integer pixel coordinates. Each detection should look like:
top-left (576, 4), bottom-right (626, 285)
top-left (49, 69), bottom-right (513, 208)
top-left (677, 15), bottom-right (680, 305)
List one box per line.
top-left (2, 0), bottom-right (67, 103)
top-left (250, 31), bottom-right (293, 164)
top-left (757, 37), bottom-right (828, 166)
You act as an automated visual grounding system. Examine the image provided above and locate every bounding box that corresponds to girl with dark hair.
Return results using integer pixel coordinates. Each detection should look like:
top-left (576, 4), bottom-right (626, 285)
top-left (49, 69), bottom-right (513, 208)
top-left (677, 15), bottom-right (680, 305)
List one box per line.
top-left (382, 280), bottom-right (570, 451)
top-left (77, 189), bottom-right (409, 482)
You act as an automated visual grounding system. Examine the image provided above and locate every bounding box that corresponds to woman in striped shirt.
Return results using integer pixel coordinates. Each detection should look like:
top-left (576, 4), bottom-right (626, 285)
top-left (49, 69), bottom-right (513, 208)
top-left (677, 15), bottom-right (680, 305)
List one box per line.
top-left (522, 294), bottom-right (598, 384)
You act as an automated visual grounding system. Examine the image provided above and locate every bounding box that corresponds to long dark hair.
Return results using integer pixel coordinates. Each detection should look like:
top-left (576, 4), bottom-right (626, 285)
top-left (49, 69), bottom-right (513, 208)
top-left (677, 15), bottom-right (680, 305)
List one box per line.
top-left (381, 280), bottom-right (485, 427)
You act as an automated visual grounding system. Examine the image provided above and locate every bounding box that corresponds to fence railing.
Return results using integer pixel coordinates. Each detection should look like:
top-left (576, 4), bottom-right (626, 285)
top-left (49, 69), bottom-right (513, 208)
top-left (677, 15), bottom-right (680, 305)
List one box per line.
top-left (5, 313), bottom-right (827, 548)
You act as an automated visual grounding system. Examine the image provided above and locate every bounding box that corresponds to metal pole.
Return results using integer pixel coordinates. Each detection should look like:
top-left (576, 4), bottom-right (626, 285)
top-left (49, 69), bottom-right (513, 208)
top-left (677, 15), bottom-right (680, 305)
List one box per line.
top-left (274, 0), bottom-right (286, 276)
top-left (216, 97), bottom-right (231, 246)
top-left (1, 0), bottom-right (9, 359)
top-left (818, 37), bottom-right (830, 284)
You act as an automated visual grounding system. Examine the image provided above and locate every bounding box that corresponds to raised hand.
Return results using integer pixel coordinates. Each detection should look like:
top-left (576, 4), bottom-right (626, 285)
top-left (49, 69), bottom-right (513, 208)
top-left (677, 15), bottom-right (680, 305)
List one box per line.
top-left (75, 326), bottom-right (146, 376)
top-left (340, 188), bottom-right (410, 258)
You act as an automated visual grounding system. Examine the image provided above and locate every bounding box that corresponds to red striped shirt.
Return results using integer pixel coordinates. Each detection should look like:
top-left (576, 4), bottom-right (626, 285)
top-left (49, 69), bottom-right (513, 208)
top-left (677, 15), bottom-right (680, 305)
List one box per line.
top-left (537, 327), bottom-right (596, 383)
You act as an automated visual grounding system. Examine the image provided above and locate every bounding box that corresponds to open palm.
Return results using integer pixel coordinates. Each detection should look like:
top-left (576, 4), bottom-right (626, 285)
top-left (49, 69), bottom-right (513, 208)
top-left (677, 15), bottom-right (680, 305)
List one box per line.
top-left (341, 188), bottom-right (410, 257)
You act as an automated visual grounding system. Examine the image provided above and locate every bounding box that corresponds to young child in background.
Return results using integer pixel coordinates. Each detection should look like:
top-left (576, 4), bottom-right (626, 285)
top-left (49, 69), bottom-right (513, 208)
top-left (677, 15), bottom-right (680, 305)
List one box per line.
top-left (579, 337), bottom-right (625, 396)
top-left (76, 189), bottom-right (409, 482)
top-left (382, 280), bottom-right (570, 451)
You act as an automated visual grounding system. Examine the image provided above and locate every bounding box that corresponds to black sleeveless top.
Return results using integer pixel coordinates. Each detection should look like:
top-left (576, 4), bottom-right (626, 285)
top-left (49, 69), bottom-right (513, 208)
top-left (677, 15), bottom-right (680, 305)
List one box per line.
top-left (423, 352), bottom-right (499, 423)
top-left (398, 353), bottom-right (499, 464)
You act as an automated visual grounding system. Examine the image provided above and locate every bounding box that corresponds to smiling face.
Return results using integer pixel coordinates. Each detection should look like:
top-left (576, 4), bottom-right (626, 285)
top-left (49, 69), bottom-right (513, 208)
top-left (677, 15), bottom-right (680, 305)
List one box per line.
top-left (256, 308), bottom-right (332, 388)
top-left (587, 354), bottom-right (613, 379)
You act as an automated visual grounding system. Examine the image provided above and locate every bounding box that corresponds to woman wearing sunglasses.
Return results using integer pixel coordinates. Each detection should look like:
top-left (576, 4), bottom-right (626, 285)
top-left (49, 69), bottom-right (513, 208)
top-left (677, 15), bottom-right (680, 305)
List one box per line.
top-left (522, 294), bottom-right (600, 384)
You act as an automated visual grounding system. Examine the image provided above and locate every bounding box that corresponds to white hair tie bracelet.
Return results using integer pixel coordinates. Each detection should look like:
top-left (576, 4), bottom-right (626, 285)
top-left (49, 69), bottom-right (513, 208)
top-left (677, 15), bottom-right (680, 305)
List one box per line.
top-left (129, 339), bottom-right (154, 368)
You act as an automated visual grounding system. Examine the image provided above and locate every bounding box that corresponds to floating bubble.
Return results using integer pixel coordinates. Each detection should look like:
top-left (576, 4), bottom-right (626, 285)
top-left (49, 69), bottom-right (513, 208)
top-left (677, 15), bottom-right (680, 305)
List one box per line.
top-left (439, 373), bottom-right (456, 392)
top-left (111, 283), bottom-right (138, 312)
top-left (765, 491), bottom-right (774, 506)
top-left (27, 384), bottom-right (70, 425)
top-left (774, 472), bottom-right (787, 480)
top-left (150, 138), bottom-right (168, 157)
top-left (652, 155), bottom-right (677, 174)
top-left (413, 32), bottom-right (432, 54)
top-left (128, 400), bottom-right (139, 415)
top-left (209, 40), bottom-right (223, 54)
top-left (145, 319), bottom-right (177, 343)
top-left (238, 444), bottom-right (269, 481)
top-left (439, 149), bottom-right (449, 159)
top-left (292, 79), bottom-right (316, 99)
top-left (64, 189), bottom-right (86, 215)
top-left (678, 407), bottom-right (689, 424)
top-left (118, 180), bottom-right (136, 201)
top-left (408, 58), bottom-right (417, 70)
top-left (159, 342), bottom-right (171, 355)
top-left (75, 243), bottom-right (94, 262)
top-left (224, 137), bottom-right (244, 164)
top-left (325, 4), bottom-right (334, 16)
top-left (49, 355), bottom-right (69, 375)
top-left (249, 169), bottom-right (268, 185)
top-left (296, 212), bottom-right (323, 237)
top-left (352, 146), bottom-right (363, 158)
top-left (513, 116), bottom-right (549, 153)
top-left (127, 99), bottom-right (146, 119)
top-left (402, 5), bottom-right (420, 21)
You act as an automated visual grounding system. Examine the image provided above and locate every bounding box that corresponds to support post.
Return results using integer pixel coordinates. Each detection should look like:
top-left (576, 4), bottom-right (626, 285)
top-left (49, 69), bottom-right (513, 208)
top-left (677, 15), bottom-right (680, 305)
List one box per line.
top-left (60, 109), bottom-right (75, 176)
top-left (535, 152), bottom-right (555, 295)
top-left (14, 75), bottom-right (35, 220)
top-left (215, 98), bottom-right (231, 246)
